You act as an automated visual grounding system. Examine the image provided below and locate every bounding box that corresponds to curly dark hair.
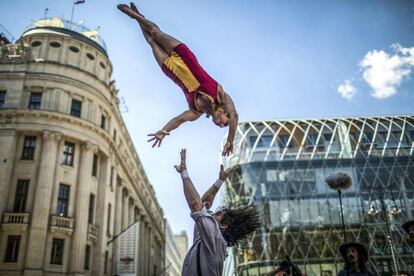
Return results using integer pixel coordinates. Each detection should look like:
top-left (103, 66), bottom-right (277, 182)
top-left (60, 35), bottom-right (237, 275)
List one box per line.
top-left (219, 204), bottom-right (261, 246)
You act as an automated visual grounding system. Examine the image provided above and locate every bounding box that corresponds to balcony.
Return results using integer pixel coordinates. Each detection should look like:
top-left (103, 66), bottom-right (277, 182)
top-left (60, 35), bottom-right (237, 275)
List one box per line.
top-left (50, 215), bottom-right (74, 235)
top-left (88, 223), bottom-right (99, 242)
top-left (2, 213), bottom-right (30, 231)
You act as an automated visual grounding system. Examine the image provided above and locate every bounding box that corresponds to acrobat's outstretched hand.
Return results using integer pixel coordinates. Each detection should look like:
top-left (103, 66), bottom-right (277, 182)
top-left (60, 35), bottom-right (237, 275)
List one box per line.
top-left (147, 129), bottom-right (170, 148)
top-left (219, 164), bottom-right (232, 181)
top-left (222, 141), bottom-right (234, 157)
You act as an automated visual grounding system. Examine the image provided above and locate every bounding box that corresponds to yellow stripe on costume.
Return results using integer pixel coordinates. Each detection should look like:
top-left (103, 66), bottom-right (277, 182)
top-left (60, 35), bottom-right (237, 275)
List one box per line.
top-left (163, 51), bottom-right (200, 92)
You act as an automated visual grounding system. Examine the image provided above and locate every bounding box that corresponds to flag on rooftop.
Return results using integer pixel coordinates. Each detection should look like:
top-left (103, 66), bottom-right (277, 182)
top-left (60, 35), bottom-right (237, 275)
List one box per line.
top-left (74, 0), bottom-right (85, 5)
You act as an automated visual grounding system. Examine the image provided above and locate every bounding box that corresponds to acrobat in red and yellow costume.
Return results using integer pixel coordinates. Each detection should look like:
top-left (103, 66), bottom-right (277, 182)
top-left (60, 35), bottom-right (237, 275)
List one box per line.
top-left (161, 43), bottom-right (221, 112)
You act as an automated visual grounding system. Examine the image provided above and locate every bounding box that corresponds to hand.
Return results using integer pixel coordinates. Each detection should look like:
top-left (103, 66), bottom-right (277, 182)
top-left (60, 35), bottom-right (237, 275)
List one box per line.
top-left (147, 130), bottom-right (169, 148)
top-left (117, 3), bottom-right (139, 19)
top-left (222, 141), bottom-right (233, 156)
top-left (174, 149), bottom-right (187, 173)
top-left (219, 164), bottom-right (232, 181)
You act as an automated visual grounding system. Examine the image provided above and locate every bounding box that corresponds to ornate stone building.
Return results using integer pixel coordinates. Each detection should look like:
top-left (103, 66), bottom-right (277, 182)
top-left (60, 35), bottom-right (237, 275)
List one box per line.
top-left (0, 18), bottom-right (165, 275)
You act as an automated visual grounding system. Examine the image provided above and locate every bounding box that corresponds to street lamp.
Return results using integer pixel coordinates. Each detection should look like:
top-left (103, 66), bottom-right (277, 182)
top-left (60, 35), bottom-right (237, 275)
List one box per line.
top-left (368, 192), bottom-right (401, 275)
top-left (367, 204), bottom-right (380, 217)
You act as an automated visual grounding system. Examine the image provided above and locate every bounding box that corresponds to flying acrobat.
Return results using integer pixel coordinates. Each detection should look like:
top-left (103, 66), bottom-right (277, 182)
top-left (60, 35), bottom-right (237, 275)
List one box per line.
top-left (118, 2), bottom-right (238, 156)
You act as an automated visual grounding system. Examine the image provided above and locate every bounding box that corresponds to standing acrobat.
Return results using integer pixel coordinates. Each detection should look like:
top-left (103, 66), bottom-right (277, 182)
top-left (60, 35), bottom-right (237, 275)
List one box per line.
top-left (118, 2), bottom-right (238, 156)
top-left (174, 149), bottom-right (260, 275)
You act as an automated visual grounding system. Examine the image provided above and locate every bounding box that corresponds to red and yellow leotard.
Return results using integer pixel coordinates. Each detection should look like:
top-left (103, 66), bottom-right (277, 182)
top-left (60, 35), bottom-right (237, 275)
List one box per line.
top-left (161, 43), bottom-right (220, 112)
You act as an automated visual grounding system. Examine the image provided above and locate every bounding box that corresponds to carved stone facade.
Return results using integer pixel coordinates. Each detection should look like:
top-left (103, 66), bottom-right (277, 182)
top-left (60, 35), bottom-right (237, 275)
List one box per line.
top-left (0, 18), bottom-right (165, 276)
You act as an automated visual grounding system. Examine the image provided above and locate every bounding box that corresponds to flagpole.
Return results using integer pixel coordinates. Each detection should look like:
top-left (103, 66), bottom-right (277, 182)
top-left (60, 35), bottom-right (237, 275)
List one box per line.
top-left (70, 0), bottom-right (75, 29)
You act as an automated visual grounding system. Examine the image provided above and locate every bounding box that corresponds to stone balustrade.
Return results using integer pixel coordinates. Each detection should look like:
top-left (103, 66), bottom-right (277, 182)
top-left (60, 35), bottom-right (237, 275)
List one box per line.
top-left (1, 213), bottom-right (30, 231)
top-left (50, 215), bottom-right (74, 235)
top-left (2, 213), bottom-right (30, 224)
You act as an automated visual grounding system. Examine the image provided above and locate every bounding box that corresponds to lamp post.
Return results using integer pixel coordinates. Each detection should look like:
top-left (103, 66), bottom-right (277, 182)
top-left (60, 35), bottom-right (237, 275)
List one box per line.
top-left (368, 192), bottom-right (400, 275)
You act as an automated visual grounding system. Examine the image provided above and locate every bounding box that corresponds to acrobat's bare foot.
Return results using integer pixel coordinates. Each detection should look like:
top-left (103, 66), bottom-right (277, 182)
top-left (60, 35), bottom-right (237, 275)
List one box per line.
top-left (117, 4), bottom-right (139, 19)
top-left (130, 2), bottom-right (145, 18)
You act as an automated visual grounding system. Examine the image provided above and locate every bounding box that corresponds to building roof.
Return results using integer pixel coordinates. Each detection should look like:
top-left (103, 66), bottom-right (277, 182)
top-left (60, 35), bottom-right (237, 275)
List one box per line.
top-left (22, 17), bottom-right (107, 56)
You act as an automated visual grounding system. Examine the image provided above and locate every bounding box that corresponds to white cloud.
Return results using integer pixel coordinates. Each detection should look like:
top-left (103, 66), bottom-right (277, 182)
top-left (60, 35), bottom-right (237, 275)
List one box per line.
top-left (338, 80), bottom-right (357, 100)
top-left (359, 44), bottom-right (414, 99)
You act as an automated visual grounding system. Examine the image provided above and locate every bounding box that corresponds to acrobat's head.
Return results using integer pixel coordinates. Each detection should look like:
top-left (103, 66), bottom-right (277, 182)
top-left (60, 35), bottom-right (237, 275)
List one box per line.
top-left (211, 107), bottom-right (229, 128)
top-left (212, 204), bottom-right (261, 246)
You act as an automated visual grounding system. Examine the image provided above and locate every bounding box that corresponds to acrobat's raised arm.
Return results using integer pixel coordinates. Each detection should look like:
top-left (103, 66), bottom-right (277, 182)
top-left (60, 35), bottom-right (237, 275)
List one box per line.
top-left (201, 165), bottom-right (232, 209)
top-left (148, 109), bottom-right (201, 148)
top-left (174, 149), bottom-right (203, 212)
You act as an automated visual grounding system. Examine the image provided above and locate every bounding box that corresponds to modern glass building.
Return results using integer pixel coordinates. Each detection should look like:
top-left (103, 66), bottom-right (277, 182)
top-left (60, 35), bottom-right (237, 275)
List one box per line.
top-left (221, 115), bottom-right (414, 275)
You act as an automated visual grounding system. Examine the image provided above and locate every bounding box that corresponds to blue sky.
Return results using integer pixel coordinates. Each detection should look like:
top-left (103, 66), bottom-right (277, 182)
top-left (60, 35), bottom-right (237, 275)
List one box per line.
top-left (2, 0), bottom-right (414, 243)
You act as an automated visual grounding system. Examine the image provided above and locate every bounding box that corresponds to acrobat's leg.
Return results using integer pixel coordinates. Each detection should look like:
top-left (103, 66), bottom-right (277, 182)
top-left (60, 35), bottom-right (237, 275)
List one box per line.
top-left (118, 3), bottom-right (168, 66)
top-left (118, 3), bottom-right (182, 54)
top-left (144, 31), bottom-right (169, 67)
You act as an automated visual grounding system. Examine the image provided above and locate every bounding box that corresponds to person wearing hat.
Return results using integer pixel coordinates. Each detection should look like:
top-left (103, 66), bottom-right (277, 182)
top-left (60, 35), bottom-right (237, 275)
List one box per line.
top-left (337, 242), bottom-right (376, 276)
top-left (402, 220), bottom-right (414, 245)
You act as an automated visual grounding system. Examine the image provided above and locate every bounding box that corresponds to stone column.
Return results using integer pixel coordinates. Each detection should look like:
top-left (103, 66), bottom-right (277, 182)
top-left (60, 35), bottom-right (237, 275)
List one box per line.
top-left (160, 238), bottom-right (165, 274)
top-left (149, 230), bottom-right (154, 276)
top-left (143, 221), bottom-right (149, 276)
top-left (122, 189), bottom-right (129, 230)
top-left (69, 141), bottom-right (98, 274)
top-left (128, 197), bottom-right (135, 225)
top-left (154, 238), bottom-right (159, 275)
top-left (114, 182), bottom-right (123, 235)
top-left (138, 215), bottom-right (146, 276)
top-left (0, 130), bottom-right (17, 221)
top-left (92, 154), bottom-right (109, 275)
top-left (134, 212), bottom-right (141, 276)
top-left (146, 224), bottom-right (152, 276)
top-left (112, 181), bottom-right (123, 275)
top-left (24, 131), bottom-right (61, 276)
top-left (158, 240), bottom-right (162, 274)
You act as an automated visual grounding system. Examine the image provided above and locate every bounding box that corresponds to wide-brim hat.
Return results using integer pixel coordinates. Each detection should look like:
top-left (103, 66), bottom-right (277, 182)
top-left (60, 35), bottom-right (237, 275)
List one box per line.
top-left (402, 220), bottom-right (414, 233)
top-left (339, 242), bottom-right (368, 262)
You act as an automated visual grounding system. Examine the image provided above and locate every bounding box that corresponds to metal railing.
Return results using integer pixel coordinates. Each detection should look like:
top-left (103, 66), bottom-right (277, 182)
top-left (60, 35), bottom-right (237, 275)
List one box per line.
top-left (25, 18), bottom-right (107, 51)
